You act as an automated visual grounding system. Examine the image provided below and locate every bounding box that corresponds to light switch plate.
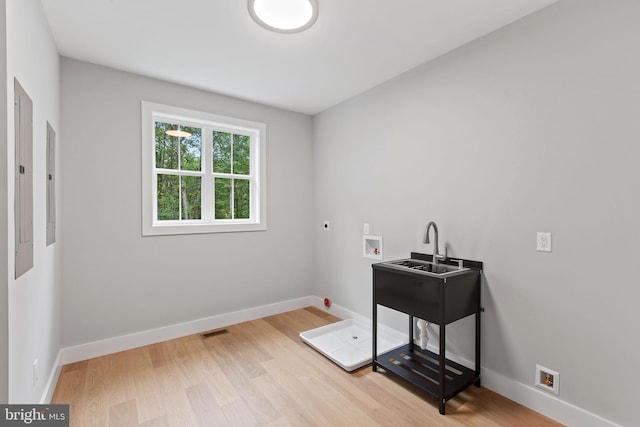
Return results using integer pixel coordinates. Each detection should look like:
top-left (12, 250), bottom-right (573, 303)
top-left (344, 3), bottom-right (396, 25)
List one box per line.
top-left (537, 232), bottom-right (552, 252)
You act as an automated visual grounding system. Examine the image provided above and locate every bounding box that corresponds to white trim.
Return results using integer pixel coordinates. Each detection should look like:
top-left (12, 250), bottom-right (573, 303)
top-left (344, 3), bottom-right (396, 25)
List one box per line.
top-left (39, 350), bottom-right (63, 404)
top-left (60, 296), bottom-right (312, 365)
top-left (311, 296), bottom-right (621, 427)
top-left (482, 367), bottom-right (623, 427)
top-left (43, 295), bottom-right (621, 426)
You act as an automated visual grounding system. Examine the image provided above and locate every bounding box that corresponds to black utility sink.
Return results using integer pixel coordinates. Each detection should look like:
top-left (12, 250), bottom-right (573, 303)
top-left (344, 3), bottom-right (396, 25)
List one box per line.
top-left (372, 256), bottom-right (479, 324)
top-left (378, 258), bottom-right (469, 278)
top-left (372, 253), bottom-right (484, 415)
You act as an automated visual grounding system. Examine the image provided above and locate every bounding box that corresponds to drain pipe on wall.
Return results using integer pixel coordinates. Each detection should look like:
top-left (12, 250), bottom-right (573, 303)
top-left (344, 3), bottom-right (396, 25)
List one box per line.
top-left (416, 318), bottom-right (429, 349)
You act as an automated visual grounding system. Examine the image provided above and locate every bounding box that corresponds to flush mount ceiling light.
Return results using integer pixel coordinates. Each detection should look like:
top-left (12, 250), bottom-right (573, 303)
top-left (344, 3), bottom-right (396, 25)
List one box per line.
top-left (165, 129), bottom-right (192, 138)
top-left (248, 0), bottom-right (319, 33)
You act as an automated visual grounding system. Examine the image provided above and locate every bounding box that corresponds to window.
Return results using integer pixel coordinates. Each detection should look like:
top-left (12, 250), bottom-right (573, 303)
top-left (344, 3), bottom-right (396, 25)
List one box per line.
top-left (141, 102), bottom-right (266, 236)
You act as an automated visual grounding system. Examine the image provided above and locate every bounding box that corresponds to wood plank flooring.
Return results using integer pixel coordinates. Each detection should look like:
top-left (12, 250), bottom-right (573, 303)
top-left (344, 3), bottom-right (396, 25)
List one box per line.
top-left (52, 307), bottom-right (563, 426)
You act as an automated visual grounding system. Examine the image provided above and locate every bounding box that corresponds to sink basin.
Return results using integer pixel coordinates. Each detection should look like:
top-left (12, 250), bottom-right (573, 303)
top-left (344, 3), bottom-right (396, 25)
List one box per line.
top-left (373, 253), bottom-right (482, 325)
top-left (378, 258), bottom-right (469, 278)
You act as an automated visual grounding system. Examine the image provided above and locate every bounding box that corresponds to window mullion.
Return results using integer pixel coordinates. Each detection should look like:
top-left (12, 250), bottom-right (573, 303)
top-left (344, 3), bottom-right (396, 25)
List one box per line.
top-left (177, 129), bottom-right (182, 170)
top-left (152, 171), bottom-right (159, 221)
top-left (230, 134), bottom-right (235, 219)
top-left (211, 172), bottom-right (249, 180)
top-left (249, 135), bottom-right (264, 221)
top-left (202, 127), bottom-right (213, 221)
top-left (230, 178), bottom-right (235, 220)
top-left (178, 175), bottom-right (183, 221)
top-left (250, 135), bottom-right (256, 221)
top-left (176, 130), bottom-right (182, 220)
top-left (156, 168), bottom-right (201, 176)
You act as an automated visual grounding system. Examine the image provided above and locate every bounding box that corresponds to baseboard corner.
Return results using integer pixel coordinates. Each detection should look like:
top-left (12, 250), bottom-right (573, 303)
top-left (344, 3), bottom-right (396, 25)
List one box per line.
top-left (40, 349), bottom-right (63, 404)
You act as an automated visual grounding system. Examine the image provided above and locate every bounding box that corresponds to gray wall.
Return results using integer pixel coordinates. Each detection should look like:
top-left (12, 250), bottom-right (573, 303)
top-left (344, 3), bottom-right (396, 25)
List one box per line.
top-left (6, 0), bottom-right (61, 403)
top-left (0, 0), bottom-right (8, 404)
top-left (313, 1), bottom-right (640, 425)
top-left (60, 59), bottom-right (314, 346)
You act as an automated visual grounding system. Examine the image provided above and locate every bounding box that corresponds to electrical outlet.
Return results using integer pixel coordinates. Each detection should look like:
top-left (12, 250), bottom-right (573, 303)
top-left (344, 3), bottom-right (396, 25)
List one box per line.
top-left (33, 359), bottom-right (38, 387)
top-left (537, 232), bottom-right (552, 252)
top-left (535, 364), bottom-right (559, 395)
top-left (363, 223), bottom-right (370, 234)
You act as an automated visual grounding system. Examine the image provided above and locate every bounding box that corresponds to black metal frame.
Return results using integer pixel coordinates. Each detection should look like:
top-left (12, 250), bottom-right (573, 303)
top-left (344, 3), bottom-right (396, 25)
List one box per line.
top-left (372, 252), bottom-right (483, 415)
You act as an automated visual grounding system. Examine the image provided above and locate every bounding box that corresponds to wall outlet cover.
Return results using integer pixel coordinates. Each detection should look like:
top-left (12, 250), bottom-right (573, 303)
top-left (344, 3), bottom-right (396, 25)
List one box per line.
top-left (537, 232), bottom-right (552, 252)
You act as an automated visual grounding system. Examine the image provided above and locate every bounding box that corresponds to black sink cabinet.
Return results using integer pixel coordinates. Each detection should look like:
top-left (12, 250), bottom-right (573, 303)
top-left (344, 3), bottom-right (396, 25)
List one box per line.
top-left (372, 252), bottom-right (483, 415)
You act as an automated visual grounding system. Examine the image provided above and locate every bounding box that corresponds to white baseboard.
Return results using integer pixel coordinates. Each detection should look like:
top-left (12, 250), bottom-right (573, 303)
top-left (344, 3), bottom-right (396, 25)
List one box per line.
top-left (39, 349), bottom-right (63, 404)
top-left (42, 296), bottom-right (311, 403)
top-left (308, 296), bottom-right (407, 340)
top-left (59, 296), bottom-right (313, 366)
top-left (482, 367), bottom-right (623, 427)
top-left (310, 295), bottom-right (363, 321)
top-left (310, 296), bottom-right (621, 427)
top-left (42, 295), bottom-right (621, 427)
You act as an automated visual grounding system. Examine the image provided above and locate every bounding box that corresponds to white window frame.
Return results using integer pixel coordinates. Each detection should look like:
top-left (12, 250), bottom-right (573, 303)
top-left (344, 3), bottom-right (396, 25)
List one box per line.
top-left (141, 101), bottom-right (267, 236)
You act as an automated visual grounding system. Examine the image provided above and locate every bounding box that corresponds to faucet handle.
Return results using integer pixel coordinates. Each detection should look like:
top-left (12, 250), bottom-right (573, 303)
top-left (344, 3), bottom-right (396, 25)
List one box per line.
top-left (451, 258), bottom-right (464, 268)
top-left (435, 246), bottom-right (448, 262)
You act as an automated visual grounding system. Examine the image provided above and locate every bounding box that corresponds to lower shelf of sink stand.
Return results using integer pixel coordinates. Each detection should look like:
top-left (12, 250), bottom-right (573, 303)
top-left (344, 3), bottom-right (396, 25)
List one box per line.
top-left (374, 344), bottom-right (479, 406)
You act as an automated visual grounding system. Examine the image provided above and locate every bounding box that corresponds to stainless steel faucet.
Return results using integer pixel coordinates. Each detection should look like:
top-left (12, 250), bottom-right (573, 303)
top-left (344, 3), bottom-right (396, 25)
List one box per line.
top-left (423, 221), bottom-right (446, 264)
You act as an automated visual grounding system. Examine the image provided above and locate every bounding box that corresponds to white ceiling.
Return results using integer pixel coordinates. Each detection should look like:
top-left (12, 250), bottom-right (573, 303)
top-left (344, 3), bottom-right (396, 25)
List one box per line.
top-left (40, 0), bottom-right (557, 115)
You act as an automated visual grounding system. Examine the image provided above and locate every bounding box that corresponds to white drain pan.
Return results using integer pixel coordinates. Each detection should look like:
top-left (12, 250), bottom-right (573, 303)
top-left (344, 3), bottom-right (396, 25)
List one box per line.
top-left (300, 319), bottom-right (406, 372)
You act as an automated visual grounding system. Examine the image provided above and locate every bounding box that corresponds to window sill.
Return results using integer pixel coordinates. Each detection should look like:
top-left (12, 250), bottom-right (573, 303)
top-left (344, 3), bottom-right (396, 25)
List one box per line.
top-left (142, 221), bottom-right (267, 236)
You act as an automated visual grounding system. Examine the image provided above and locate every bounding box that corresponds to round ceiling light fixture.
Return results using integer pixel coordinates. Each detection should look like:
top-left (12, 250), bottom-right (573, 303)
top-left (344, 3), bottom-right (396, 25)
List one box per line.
top-left (248, 0), bottom-right (319, 33)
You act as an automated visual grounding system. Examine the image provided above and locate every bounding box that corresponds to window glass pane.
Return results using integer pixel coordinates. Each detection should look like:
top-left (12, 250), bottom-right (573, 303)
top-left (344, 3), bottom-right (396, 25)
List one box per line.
top-left (181, 176), bottom-right (202, 220)
top-left (157, 174), bottom-right (179, 220)
top-left (155, 122), bottom-right (178, 169)
top-left (156, 122), bottom-right (202, 171)
top-left (234, 179), bottom-right (250, 219)
top-left (214, 178), bottom-right (232, 219)
top-left (180, 127), bottom-right (202, 171)
top-left (213, 131), bottom-right (231, 173)
top-left (233, 134), bottom-right (250, 175)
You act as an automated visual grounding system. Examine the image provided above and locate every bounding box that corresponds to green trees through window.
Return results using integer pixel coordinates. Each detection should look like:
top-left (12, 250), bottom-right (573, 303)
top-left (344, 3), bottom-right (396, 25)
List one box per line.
top-left (155, 122), bottom-right (202, 220)
top-left (213, 131), bottom-right (250, 220)
top-left (154, 122), bottom-right (251, 222)
top-left (143, 101), bottom-right (266, 235)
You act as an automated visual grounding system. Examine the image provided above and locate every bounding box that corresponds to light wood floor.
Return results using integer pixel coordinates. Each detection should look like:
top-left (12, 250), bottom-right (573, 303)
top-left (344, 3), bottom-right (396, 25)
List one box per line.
top-left (52, 307), bottom-right (563, 426)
